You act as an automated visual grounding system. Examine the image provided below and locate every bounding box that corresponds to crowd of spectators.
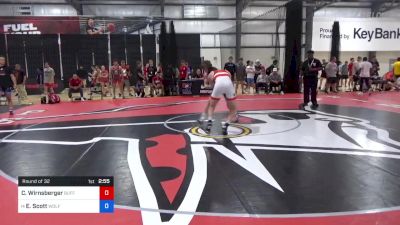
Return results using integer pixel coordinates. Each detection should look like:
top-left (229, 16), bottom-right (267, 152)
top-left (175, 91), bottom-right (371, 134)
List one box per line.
top-left (1, 54), bottom-right (399, 114)
top-left (315, 55), bottom-right (400, 93)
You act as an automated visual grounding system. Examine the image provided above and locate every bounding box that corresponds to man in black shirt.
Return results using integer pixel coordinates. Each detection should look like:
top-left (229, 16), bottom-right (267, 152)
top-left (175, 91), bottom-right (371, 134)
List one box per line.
top-left (224, 56), bottom-right (236, 81)
top-left (146, 59), bottom-right (157, 97)
top-left (266, 59), bottom-right (278, 75)
top-left (300, 50), bottom-right (322, 109)
top-left (0, 56), bottom-right (17, 115)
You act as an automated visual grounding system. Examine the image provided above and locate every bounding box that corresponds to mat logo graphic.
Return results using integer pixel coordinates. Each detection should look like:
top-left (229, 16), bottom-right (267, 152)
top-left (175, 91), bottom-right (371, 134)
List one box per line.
top-left (135, 109), bottom-right (400, 225)
top-left (1, 108), bottom-right (400, 225)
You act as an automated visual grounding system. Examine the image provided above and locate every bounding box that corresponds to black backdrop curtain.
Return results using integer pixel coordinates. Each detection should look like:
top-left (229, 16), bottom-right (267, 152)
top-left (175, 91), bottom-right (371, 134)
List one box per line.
top-left (330, 21), bottom-right (341, 62)
top-left (61, 34), bottom-right (108, 83)
top-left (176, 34), bottom-right (201, 69)
top-left (283, 0), bottom-right (303, 93)
top-left (110, 35), bottom-right (126, 62)
top-left (0, 35), bottom-right (6, 57)
top-left (6, 35), bottom-right (26, 69)
top-left (3, 33), bottom-right (199, 88)
top-left (25, 35), bottom-right (43, 80)
top-left (61, 35), bottom-right (80, 82)
top-left (142, 35), bottom-right (156, 64)
top-left (126, 35), bottom-right (140, 84)
top-left (41, 35), bottom-right (60, 80)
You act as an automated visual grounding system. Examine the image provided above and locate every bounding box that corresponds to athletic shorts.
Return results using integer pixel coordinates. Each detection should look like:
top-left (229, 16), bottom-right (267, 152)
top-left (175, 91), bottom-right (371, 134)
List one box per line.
top-left (246, 77), bottom-right (255, 85)
top-left (341, 75), bottom-right (349, 79)
top-left (327, 77), bottom-right (337, 84)
top-left (44, 83), bottom-right (54, 88)
top-left (113, 75), bottom-right (123, 84)
top-left (0, 86), bottom-right (13, 96)
top-left (211, 76), bottom-right (236, 101)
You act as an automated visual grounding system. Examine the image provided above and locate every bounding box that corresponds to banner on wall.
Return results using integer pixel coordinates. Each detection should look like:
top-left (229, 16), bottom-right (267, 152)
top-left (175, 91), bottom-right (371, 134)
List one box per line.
top-left (312, 18), bottom-right (400, 51)
top-left (79, 16), bottom-right (156, 35)
top-left (0, 16), bottom-right (157, 35)
top-left (0, 16), bottom-right (80, 34)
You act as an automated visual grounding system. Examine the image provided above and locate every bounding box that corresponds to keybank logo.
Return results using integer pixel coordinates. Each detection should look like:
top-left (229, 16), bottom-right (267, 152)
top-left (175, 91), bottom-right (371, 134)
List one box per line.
top-left (354, 28), bottom-right (400, 42)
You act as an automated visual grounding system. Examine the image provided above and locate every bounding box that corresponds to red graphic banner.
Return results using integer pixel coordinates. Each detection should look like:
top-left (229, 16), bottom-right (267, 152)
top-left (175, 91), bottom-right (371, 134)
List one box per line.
top-left (0, 16), bottom-right (80, 34)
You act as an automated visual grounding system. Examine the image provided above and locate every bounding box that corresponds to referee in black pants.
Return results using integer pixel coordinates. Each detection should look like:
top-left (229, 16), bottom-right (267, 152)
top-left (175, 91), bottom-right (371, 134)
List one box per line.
top-left (300, 50), bottom-right (322, 109)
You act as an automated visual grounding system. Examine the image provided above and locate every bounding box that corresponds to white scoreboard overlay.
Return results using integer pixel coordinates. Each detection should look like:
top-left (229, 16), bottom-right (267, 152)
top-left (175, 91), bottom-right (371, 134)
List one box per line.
top-left (18, 176), bottom-right (114, 213)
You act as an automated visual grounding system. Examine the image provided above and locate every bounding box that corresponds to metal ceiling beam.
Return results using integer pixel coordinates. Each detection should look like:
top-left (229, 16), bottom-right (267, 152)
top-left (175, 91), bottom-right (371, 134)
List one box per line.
top-left (160, 0), bottom-right (165, 17)
top-left (314, 0), bottom-right (339, 11)
top-left (378, 0), bottom-right (400, 13)
top-left (69, 0), bottom-right (83, 15)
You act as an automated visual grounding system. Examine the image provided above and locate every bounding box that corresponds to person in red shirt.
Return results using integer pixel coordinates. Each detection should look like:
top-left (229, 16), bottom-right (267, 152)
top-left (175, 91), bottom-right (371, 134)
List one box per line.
top-left (152, 73), bottom-right (164, 96)
top-left (178, 60), bottom-right (188, 95)
top-left (348, 58), bottom-right (355, 91)
top-left (98, 65), bottom-right (109, 96)
top-left (111, 60), bottom-right (123, 99)
top-left (179, 60), bottom-right (188, 80)
top-left (68, 73), bottom-right (84, 101)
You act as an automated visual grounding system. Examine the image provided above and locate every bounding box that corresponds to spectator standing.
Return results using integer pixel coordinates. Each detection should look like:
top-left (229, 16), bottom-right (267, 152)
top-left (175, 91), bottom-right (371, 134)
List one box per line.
top-left (178, 60), bottom-right (188, 95)
top-left (325, 56), bottom-right (338, 94)
top-left (135, 61), bottom-right (145, 97)
top-left (348, 58), bottom-right (355, 91)
top-left (36, 67), bottom-right (44, 90)
top-left (300, 50), bottom-right (322, 109)
top-left (68, 74), bottom-right (84, 101)
top-left (99, 65), bottom-right (109, 96)
top-left (340, 61), bottom-right (349, 91)
top-left (318, 59), bottom-right (327, 91)
top-left (359, 57), bottom-right (373, 93)
top-left (43, 62), bottom-right (55, 104)
top-left (246, 60), bottom-right (256, 94)
top-left (164, 64), bottom-right (177, 96)
top-left (269, 68), bottom-right (284, 95)
top-left (236, 58), bottom-right (246, 94)
top-left (0, 56), bottom-right (16, 115)
top-left (224, 56), bottom-right (236, 82)
top-left (370, 56), bottom-right (380, 77)
top-left (370, 56), bottom-right (382, 91)
top-left (121, 60), bottom-right (133, 97)
top-left (147, 59), bottom-right (157, 97)
top-left (353, 56), bottom-right (362, 91)
top-left (14, 64), bottom-right (29, 103)
top-left (110, 60), bottom-right (123, 99)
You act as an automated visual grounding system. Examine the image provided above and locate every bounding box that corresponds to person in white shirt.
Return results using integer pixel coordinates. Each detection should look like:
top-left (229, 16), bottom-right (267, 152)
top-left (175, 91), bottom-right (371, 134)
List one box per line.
top-left (245, 60), bottom-right (256, 94)
top-left (352, 56), bottom-right (362, 91)
top-left (359, 57), bottom-right (373, 92)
